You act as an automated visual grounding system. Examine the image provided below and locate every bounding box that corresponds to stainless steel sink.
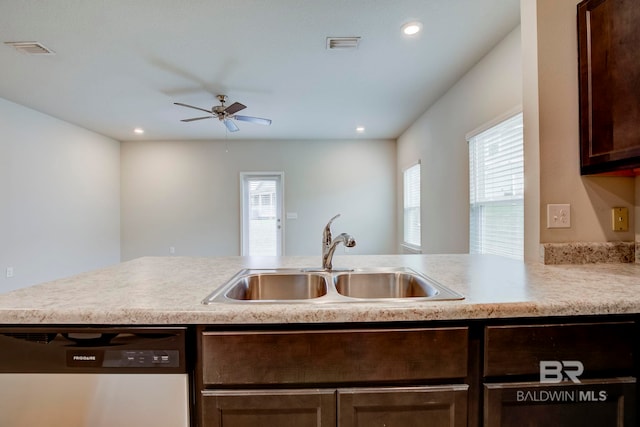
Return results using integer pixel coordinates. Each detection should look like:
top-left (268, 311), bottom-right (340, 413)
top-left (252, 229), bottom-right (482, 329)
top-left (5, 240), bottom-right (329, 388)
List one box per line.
top-left (333, 271), bottom-right (439, 298)
top-left (202, 267), bottom-right (463, 304)
top-left (224, 272), bottom-right (327, 300)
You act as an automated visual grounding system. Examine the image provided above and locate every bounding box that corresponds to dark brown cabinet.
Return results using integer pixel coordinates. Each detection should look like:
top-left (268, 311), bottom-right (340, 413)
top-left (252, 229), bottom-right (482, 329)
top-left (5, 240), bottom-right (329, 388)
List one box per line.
top-left (483, 322), bottom-right (635, 377)
top-left (201, 386), bottom-right (468, 427)
top-left (196, 327), bottom-right (470, 427)
top-left (338, 386), bottom-right (468, 427)
top-left (195, 319), bottom-right (637, 427)
top-left (199, 327), bottom-right (468, 386)
top-left (201, 389), bottom-right (336, 427)
top-left (483, 322), bottom-right (636, 426)
top-left (578, 0), bottom-right (640, 175)
top-left (484, 379), bottom-right (635, 427)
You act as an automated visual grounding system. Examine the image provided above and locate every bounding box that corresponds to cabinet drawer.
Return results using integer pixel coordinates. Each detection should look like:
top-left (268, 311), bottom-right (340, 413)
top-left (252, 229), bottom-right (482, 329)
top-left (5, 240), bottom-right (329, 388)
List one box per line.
top-left (484, 322), bottom-right (634, 377)
top-left (201, 327), bottom-right (468, 386)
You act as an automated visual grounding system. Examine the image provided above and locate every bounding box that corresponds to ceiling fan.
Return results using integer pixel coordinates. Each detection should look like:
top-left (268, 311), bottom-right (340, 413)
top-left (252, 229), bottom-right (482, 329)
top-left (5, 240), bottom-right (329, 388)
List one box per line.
top-left (174, 95), bottom-right (272, 132)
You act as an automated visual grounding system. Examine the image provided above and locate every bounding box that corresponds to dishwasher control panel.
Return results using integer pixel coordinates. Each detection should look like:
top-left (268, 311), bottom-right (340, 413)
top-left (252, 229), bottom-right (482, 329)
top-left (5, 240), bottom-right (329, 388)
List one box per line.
top-left (0, 327), bottom-right (187, 374)
top-left (68, 350), bottom-right (181, 368)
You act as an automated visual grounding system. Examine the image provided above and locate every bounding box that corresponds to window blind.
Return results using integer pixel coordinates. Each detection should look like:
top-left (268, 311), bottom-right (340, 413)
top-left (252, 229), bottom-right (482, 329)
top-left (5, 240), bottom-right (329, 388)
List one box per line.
top-left (468, 112), bottom-right (523, 260)
top-left (403, 162), bottom-right (421, 248)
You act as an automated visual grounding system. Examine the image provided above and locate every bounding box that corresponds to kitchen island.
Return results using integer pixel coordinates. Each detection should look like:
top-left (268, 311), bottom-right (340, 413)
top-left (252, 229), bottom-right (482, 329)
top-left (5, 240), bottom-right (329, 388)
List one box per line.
top-left (0, 254), bottom-right (638, 324)
top-left (0, 254), bottom-right (638, 427)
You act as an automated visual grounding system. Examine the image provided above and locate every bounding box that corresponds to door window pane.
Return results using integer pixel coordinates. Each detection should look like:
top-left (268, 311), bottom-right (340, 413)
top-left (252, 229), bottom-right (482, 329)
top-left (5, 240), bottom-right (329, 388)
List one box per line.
top-left (248, 179), bottom-right (277, 256)
top-left (403, 163), bottom-right (421, 248)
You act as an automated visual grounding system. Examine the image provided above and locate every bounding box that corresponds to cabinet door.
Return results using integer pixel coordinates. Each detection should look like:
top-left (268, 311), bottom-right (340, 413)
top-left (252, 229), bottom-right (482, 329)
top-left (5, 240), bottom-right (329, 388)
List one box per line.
top-left (201, 389), bottom-right (336, 427)
top-left (338, 385), bottom-right (468, 427)
top-left (484, 378), bottom-right (636, 427)
top-left (578, 0), bottom-right (640, 174)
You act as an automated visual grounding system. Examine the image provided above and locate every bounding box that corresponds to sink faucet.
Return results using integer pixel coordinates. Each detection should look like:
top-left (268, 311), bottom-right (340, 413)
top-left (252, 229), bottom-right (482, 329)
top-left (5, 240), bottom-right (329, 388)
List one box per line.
top-left (322, 214), bottom-right (356, 271)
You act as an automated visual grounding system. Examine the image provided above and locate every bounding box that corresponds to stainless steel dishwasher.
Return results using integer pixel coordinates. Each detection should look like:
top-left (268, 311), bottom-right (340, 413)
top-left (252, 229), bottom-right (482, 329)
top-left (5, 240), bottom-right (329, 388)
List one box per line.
top-left (0, 326), bottom-right (190, 427)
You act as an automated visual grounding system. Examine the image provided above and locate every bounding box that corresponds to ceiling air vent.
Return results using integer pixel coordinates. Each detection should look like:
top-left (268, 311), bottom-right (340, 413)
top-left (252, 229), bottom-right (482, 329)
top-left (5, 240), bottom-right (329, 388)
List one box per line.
top-left (326, 37), bottom-right (361, 50)
top-left (4, 41), bottom-right (56, 55)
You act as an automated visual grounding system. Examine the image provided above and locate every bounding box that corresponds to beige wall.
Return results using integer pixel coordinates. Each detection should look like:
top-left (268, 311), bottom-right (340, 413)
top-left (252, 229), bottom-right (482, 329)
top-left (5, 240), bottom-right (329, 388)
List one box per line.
top-left (120, 138), bottom-right (397, 260)
top-left (397, 26), bottom-right (523, 254)
top-left (0, 97), bottom-right (121, 292)
top-left (521, 0), bottom-right (541, 261)
top-left (534, 0), bottom-right (635, 247)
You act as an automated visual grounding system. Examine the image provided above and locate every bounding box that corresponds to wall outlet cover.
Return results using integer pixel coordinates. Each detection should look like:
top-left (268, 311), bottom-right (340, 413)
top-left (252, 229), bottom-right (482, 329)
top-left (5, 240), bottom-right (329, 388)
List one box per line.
top-left (611, 207), bottom-right (629, 231)
top-left (547, 204), bottom-right (571, 229)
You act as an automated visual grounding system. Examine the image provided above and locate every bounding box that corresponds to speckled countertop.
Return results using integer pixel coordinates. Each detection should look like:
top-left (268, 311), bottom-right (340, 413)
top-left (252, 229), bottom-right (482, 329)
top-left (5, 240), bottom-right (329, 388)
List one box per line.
top-left (0, 254), bottom-right (639, 325)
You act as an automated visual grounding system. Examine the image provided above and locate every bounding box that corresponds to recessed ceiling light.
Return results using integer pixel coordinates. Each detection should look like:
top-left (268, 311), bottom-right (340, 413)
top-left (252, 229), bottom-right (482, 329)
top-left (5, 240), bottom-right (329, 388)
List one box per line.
top-left (401, 21), bottom-right (422, 36)
top-left (133, 128), bottom-right (144, 134)
top-left (356, 126), bottom-right (365, 133)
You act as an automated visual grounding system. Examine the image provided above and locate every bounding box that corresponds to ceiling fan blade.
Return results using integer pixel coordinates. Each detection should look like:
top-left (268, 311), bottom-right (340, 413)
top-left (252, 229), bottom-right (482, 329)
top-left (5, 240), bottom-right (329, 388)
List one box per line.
top-left (224, 102), bottom-right (246, 115)
top-left (181, 116), bottom-right (214, 122)
top-left (174, 102), bottom-right (212, 114)
top-left (223, 119), bottom-right (240, 132)
top-left (234, 115), bottom-right (272, 126)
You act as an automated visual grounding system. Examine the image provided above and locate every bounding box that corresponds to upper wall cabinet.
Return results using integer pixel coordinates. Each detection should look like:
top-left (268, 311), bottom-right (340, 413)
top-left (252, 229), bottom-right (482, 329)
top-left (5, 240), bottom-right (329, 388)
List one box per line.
top-left (578, 0), bottom-right (640, 175)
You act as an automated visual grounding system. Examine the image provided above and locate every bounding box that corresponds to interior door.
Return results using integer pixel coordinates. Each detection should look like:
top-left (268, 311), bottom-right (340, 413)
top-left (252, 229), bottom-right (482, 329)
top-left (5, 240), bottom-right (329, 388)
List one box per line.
top-left (240, 172), bottom-right (284, 256)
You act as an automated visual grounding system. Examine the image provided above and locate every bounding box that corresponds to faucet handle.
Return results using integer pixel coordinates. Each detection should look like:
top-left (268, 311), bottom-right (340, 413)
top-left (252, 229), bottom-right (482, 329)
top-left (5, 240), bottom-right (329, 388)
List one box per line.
top-left (323, 214), bottom-right (341, 244)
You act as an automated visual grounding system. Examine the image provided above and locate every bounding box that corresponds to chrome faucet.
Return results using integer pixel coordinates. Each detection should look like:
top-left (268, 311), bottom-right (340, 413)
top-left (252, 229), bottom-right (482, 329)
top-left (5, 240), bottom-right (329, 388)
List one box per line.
top-left (322, 214), bottom-right (356, 271)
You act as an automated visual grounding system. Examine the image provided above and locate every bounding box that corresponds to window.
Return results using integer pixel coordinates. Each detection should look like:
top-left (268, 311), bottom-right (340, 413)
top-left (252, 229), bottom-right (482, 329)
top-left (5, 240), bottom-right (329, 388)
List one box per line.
top-left (468, 112), bottom-right (523, 260)
top-left (403, 162), bottom-right (421, 248)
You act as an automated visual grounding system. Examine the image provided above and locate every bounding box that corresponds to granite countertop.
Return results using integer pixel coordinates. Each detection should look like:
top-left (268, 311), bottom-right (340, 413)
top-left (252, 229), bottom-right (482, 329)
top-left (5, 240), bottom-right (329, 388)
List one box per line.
top-left (0, 254), bottom-right (639, 325)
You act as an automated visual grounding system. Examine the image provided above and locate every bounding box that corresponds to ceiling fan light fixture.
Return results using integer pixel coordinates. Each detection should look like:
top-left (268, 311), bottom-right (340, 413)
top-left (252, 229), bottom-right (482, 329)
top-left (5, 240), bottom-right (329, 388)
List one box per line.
top-left (401, 21), bottom-right (423, 36)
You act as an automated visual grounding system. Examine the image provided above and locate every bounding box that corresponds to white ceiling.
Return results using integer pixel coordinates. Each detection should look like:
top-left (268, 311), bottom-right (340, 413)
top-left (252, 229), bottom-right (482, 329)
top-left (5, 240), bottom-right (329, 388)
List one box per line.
top-left (0, 0), bottom-right (520, 141)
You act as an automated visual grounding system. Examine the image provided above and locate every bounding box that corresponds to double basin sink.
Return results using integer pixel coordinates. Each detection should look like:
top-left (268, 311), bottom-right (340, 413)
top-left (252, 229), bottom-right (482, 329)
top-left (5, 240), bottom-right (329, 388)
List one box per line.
top-left (202, 267), bottom-right (464, 304)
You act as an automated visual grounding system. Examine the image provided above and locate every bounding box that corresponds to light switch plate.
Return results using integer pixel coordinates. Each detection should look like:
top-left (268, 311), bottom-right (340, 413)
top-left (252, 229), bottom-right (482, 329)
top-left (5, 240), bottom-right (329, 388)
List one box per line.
top-left (611, 207), bottom-right (629, 231)
top-left (547, 204), bottom-right (571, 228)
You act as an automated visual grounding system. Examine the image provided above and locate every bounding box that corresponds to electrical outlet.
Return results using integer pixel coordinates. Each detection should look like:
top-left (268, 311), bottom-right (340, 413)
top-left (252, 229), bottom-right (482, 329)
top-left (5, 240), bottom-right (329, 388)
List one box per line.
top-left (547, 204), bottom-right (571, 228)
top-left (6, 267), bottom-right (14, 278)
top-left (169, 246), bottom-right (176, 255)
top-left (612, 207), bottom-right (629, 231)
